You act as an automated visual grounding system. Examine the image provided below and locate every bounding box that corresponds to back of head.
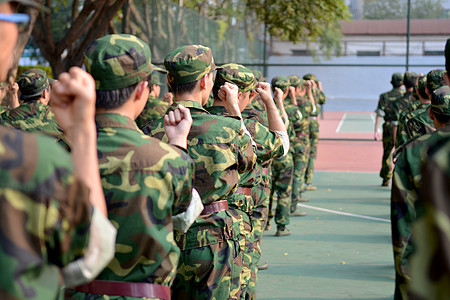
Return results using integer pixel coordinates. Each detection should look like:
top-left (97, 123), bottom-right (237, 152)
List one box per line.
top-left (272, 75), bottom-right (289, 93)
top-left (426, 69), bottom-right (447, 95)
top-left (391, 72), bottom-right (403, 88)
top-left (164, 44), bottom-right (215, 95)
top-left (416, 75), bottom-right (428, 99)
top-left (431, 86), bottom-right (450, 123)
top-left (403, 71), bottom-right (419, 89)
top-left (446, 38), bottom-right (450, 74)
top-left (84, 34), bottom-right (157, 109)
top-left (288, 75), bottom-right (303, 88)
top-left (17, 68), bottom-right (53, 101)
top-left (303, 73), bottom-right (318, 82)
top-left (213, 63), bottom-right (256, 99)
top-left (252, 70), bottom-right (266, 84)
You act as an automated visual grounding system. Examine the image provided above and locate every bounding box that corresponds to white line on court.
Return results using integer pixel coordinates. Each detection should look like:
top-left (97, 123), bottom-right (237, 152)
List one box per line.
top-left (335, 113), bottom-right (347, 133)
top-left (298, 203), bottom-right (391, 223)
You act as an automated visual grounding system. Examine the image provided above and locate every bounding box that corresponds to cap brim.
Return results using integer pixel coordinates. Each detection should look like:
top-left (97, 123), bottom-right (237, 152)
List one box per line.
top-left (152, 65), bottom-right (168, 74)
top-left (48, 78), bottom-right (56, 84)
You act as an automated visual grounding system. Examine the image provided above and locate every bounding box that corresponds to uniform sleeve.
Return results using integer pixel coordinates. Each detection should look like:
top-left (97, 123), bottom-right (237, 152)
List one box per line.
top-left (375, 95), bottom-right (385, 117)
top-left (235, 119), bottom-right (256, 174)
top-left (244, 118), bottom-right (286, 161)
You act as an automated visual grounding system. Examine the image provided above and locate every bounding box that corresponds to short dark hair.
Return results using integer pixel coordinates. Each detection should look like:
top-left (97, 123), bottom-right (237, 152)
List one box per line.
top-left (392, 82), bottom-right (402, 88)
top-left (433, 112), bottom-right (450, 125)
top-left (95, 83), bottom-right (138, 109)
top-left (169, 80), bottom-right (198, 95)
top-left (22, 87), bottom-right (49, 102)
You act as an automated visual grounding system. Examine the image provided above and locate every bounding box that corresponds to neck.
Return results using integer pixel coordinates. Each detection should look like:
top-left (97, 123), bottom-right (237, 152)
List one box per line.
top-left (174, 92), bottom-right (203, 105)
top-left (96, 104), bottom-right (135, 121)
top-left (212, 99), bottom-right (225, 107)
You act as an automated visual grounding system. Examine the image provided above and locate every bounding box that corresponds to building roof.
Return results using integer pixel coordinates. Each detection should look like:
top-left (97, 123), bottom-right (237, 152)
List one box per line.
top-left (341, 19), bottom-right (450, 35)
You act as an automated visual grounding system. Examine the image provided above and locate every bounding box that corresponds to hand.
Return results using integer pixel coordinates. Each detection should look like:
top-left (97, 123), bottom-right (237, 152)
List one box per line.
top-left (163, 92), bottom-right (173, 105)
top-left (6, 82), bottom-right (19, 109)
top-left (254, 82), bottom-right (273, 106)
top-left (374, 131), bottom-right (381, 141)
top-left (50, 67), bottom-right (96, 138)
top-left (317, 81), bottom-right (322, 91)
top-left (8, 82), bottom-right (18, 95)
top-left (218, 82), bottom-right (240, 115)
top-left (273, 87), bottom-right (283, 104)
top-left (164, 105), bottom-right (192, 149)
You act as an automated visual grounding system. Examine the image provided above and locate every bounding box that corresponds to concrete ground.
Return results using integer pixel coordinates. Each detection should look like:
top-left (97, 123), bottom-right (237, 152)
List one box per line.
top-left (255, 111), bottom-right (394, 299)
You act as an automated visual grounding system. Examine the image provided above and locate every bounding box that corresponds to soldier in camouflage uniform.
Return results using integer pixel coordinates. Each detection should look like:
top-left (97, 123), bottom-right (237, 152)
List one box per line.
top-left (0, 68), bottom-right (67, 146)
top-left (0, 2), bottom-right (116, 298)
top-left (143, 45), bottom-right (256, 299)
top-left (374, 72), bottom-right (405, 186)
top-left (391, 86), bottom-right (450, 300)
top-left (266, 76), bottom-right (295, 237)
top-left (302, 73), bottom-right (325, 191)
top-left (135, 71), bottom-right (170, 128)
top-left (65, 34), bottom-right (199, 300)
top-left (207, 64), bottom-right (288, 298)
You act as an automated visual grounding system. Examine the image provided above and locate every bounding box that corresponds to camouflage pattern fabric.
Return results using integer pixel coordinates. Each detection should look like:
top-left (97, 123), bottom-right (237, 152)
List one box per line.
top-left (214, 63), bottom-right (256, 93)
top-left (144, 100), bottom-right (255, 299)
top-left (84, 34), bottom-right (161, 90)
top-left (0, 126), bottom-right (92, 300)
top-left (270, 152), bottom-right (294, 227)
top-left (135, 95), bottom-right (169, 129)
top-left (67, 113), bottom-right (195, 300)
top-left (426, 69), bottom-right (447, 95)
top-left (391, 125), bottom-right (450, 300)
top-left (164, 45), bottom-right (216, 85)
top-left (17, 68), bottom-right (54, 100)
top-left (409, 135), bottom-right (450, 299)
top-left (305, 118), bottom-right (319, 186)
top-left (0, 102), bottom-right (67, 148)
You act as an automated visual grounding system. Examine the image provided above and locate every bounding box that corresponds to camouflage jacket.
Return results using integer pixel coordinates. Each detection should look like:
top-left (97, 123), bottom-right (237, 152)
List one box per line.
top-left (0, 126), bottom-right (92, 300)
top-left (297, 95), bottom-right (313, 120)
top-left (375, 87), bottom-right (405, 123)
top-left (396, 103), bottom-right (435, 150)
top-left (283, 97), bottom-right (306, 146)
top-left (391, 124), bottom-right (450, 298)
top-left (135, 95), bottom-right (169, 129)
top-left (91, 113), bottom-right (194, 287)
top-left (310, 88), bottom-right (325, 117)
top-left (144, 100), bottom-right (256, 250)
top-left (409, 134), bottom-right (450, 299)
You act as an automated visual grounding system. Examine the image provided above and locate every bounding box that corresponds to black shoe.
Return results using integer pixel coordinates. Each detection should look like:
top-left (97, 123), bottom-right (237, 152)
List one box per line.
top-left (275, 226), bottom-right (291, 236)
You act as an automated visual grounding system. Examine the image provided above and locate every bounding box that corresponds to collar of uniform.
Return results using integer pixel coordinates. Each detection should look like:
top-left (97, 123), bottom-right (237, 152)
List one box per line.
top-left (206, 105), bottom-right (228, 116)
top-left (173, 100), bottom-right (210, 114)
top-left (95, 113), bottom-right (139, 131)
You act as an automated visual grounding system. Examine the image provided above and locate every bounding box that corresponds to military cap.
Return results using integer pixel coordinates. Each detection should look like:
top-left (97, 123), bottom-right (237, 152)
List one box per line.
top-left (431, 86), bottom-right (450, 116)
top-left (426, 69), bottom-right (447, 94)
top-left (416, 75), bottom-right (428, 99)
top-left (214, 63), bottom-right (256, 93)
top-left (403, 71), bottom-right (419, 88)
top-left (288, 75), bottom-right (303, 87)
top-left (17, 68), bottom-right (54, 100)
top-left (391, 72), bottom-right (404, 85)
top-left (445, 38), bottom-right (450, 73)
top-left (84, 34), bottom-right (162, 90)
top-left (149, 72), bottom-right (162, 86)
top-left (272, 75), bottom-right (289, 91)
top-left (164, 45), bottom-right (216, 85)
top-left (252, 70), bottom-right (266, 83)
top-left (303, 73), bottom-right (318, 82)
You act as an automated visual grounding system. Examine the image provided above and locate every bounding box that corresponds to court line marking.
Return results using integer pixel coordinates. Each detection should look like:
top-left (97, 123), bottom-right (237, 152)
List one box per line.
top-left (298, 203), bottom-right (391, 223)
top-left (335, 113), bottom-right (347, 133)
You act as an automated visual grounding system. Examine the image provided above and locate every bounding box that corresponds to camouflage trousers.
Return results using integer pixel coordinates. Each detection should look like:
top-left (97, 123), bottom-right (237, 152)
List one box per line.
top-left (380, 122), bottom-right (395, 181)
top-left (172, 209), bottom-right (244, 300)
top-left (291, 138), bottom-right (310, 211)
top-left (269, 152), bottom-right (294, 227)
top-left (305, 118), bottom-right (319, 185)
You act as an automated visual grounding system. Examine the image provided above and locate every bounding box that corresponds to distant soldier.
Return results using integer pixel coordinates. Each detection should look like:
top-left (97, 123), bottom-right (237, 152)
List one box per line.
top-left (1, 68), bottom-right (67, 145)
top-left (0, 1), bottom-right (116, 298)
top-left (302, 73), bottom-right (325, 191)
top-left (66, 34), bottom-right (199, 300)
top-left (143, 45), bottom-right (256, 299)
top-left (374, 72), bottom-right (405, 186)
top-left (391, 86), bottom-right (450, 300)
top-left (207, 64), bottom-right (288, 297)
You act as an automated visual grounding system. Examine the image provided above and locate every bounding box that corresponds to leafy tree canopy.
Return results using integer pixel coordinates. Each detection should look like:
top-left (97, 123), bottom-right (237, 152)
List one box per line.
top-left (364, 0), bottom-right (447, 19)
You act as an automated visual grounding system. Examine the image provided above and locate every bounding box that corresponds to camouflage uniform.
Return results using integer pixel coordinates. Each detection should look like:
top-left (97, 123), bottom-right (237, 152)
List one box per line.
top-left (66, 34), bottom-right (196, 300)
top-left (409, 135), bottom-right (450, 299)
top-left (143, 45), bottom-right (256, 300)
top-left (375, 73), bottom-right (405, 183)
top-left (0, 69), bottom-right (66, 146)
top-left (208, 64), bottom-right (286, 298)
top-left (391, 86), bottom-right (450, 300)
top-left (0, 126), bottom-right (97, 300)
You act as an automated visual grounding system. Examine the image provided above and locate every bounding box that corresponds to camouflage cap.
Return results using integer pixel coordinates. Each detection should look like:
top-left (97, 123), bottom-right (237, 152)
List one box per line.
top-left (252, 70), bottom-right (266, 83)
top-left (84, 34), bottom-right (161, 90)
top-left (272, 75), bottom-right (289, 91)
top-left (164, 45), bottom-right (216, 85)
top-left (431, 86), bottom-right (450, 116)
top-left (303, 73), bottom-right (318, 82)
top-left (417, 75), bottom-right (428, 99)
top-left (17, 68), bottom-right (53, 100)
top-left (426, 69), bottom-right (447, 94)
top-left (288, 75), bottom-right (302, 87)
top-left (403, 71), bottom-right (419, 88)
top-left (445, 38), bottom-right (450, 73)
top-left (214, 63), bottom-right (256, 93)
top-left (149, 72), bottom-right (162, 86)
top-left (391, 72), bottom-right (404, 85)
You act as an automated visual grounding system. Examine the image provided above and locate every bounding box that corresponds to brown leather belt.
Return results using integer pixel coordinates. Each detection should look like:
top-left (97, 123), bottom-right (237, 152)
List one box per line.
top-left (262, 168), bottom-right (269, 175)
top-left (201, 200), bottom-right (229, 215)
top-left (236, 186), bottom-right (252, 196)
top-left (73, 280), bottom-right (170, 299)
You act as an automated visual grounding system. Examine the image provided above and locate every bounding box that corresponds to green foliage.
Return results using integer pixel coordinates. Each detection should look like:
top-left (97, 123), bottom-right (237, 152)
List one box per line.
top-left (17, 65), bottom-right (53, 79)
top-left (364, 0), bottom-right (446, 19)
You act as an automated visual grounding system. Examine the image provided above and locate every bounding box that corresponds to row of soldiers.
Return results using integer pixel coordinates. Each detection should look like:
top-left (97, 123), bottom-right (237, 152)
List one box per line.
top-left (0, 1), bottom-right (327, 299)
top-left (374, 39), bottom-right (450, 299)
